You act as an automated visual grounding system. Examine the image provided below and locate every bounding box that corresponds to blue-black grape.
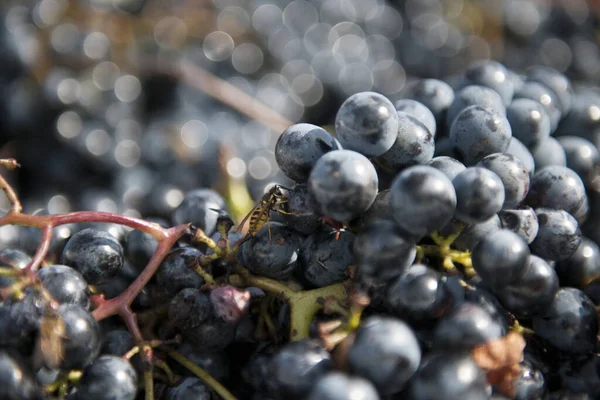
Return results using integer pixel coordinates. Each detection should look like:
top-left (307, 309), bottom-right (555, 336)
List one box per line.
top-left (498, 207), bottom-right (539, 244)
top-left (394, 98), bottom-right (437, 137)
top-left (514, 356), bottom-right (546, 400)
top-left (239, 222), bottom-right (302, 279)
top-left (308, 149), bottom-right (378, 222)
top-left (408, 351), bottom-right (489, 400)
top-left (299, 227), bottom-right (354, 287)
top-left (557, 355), bottom-right (600, 396)
top-left (165, 377), bottom-right (210, 400)
top-left (478, 153), bottom-right (530, 209)
top-left (513, 81), bottom-right (562, 132)
top-left (156, 247), bottom-right (205, 296)
top-left (275, 123), bottom-right (342, 183)
top-left (61, 228), bottom-right (124, 285)
top-left (555, 237), bottom-right (600, 288)
top-left (279, 184), bottom-right (320, 235)
top-left (557, 136), bottom-right (600, 185)
top-left (451, 214), bottom-right (502, 251)
top-left (526, 166), bottom-right (586, 216)
top-left (506, 98), bottom-right (551, 149)
top-left (334, 91), bottom-right (398, 157)
top-left (472, 229), bottom-right (530, 289)
top-left (450, 105), bottom-right (512, 165)
top-left (531, 136), bottom-right (567, 171)
top-left (459, 60), bottom-right (514, 106)
top-left (390, 165), bottom-right (456, 236)
top-left (0, 351), bottom-right (42, 400)
top-left (0, 248), bottom-right (30, 288)
top-left (405, 78), bottom-right (454, 128)
top-left (446, 84), bottom-right (506, 128)
top-left (506, 137), bottom-right (536, 178)
top-left (494, 255), bottom-right (559, 319)
top-left (73, 355), bottom-right (137, 400)
top-left (307, 373), bottom-right (380, 400)
top-left (348, 316), bottom-right (421, 395)
top-left (432, 302), bottom-right (504, 350)
top-left (527, 66), bottom-right (574, 114)
top-left (426, 156), bottom-right (466, 181)
top-left (124, 217), bottom-right (167, 272)
top-left (37, 264), bottom-right (89, 309)
top-left (56, 303), bottom-right (102, 370)
top-left (452, 167), bottom-right (505, 223)
top-left (374, 112), bottom-right (435, 172)
top-left (530, 208), bottom-right (582, 261)
top-left (361, 189), bottom-right (392, 225)
top-left (265, 339), bottom-right (332, 399)
top-left (532, 288), bottom-right (598, 354)
top-left (171, 189), bottom-right (226, 236)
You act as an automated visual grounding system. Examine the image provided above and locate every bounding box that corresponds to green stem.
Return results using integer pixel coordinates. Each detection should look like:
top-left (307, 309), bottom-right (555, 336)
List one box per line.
top-left (168, 351), bottom-right (237, 400)
top-left (153, 359), bottom-right (178, 385)
top-left (144, 370), bottom-right (154, 400)
top-left (0, 267), bottom-right (16, 276)
top-left (192, 262), bottom-right (216, 285)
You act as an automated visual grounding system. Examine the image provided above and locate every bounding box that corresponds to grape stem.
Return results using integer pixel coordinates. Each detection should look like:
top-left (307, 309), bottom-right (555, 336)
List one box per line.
top-left (168, 350), bottom-right (238, 400)
top-left (144, 370), bottom-right (154, 400)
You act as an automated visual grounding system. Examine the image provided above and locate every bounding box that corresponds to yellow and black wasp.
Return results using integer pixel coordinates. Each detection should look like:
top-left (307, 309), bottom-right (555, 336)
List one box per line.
top-left (237, 184), bottom-right (293, 241)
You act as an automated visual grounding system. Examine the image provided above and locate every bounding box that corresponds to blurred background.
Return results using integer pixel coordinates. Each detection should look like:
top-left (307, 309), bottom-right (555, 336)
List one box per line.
top-left (0, 0), bottom-right (599, 246)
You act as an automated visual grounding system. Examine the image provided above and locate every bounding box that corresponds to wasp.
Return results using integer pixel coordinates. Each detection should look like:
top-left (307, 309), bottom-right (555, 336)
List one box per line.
top-left (37, 313), bottom-right (66, 369)
top-left (237, 184), bottom-right (293, 241)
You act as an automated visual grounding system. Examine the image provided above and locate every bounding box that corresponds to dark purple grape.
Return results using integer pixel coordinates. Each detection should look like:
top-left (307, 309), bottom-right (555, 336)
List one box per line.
top-left (426, 156), bottom-right (466, 180)
top-left (452, 214), bottom-right (502, 251)
top-left (433, 303), bottom-right (504, 350)
top-left (279, 184), bottom-right (320, 235)
top-left (460, 60), bottom-right (514, 106)
top-left (61, 228), bottom-right (124, 285)
top-left (348, 316), bottom-right (420, 395)
top-left (514, 356), bottom-right (546, 400)
top-left (526, 166), bottom-right (586, 216)
top-left (532, 288), bottom-right (598, 354)
top-left (101, 329), bottom-right (135, 357)
top-left (37, 264), bottom-right (89, 309)
top-left (478, 153), bottom-right (530, 209)
top-left (446, 85), bottom-right (506, 128)
top-left (239, 222), bottom-right (302, 280)
top-left (531, 137), bottom-right (567, 172)
top-left (405, 78), bottom-right (454, 128)
top-left (0, 248), bottom-right (30, 288)
top-left (555, 91), bottom-right (600, 150)
top-left (506, 98), bottom-right (551, 148)
top-left (57, 303), bottom-right (102, 370)
top-left (124, 217), bottom-right (167, 272)
top-left (156, 247), bottom-right (204, 296)
top-left (450, 105), bottom-right (512, 165)
top-left (557, 355), bottom-right (600, 396)
top-left (266, 339), bottom-right (332, 399)
top-left (530, 208), bottom-right (582, 261)
top-left (374, 111), bottom-right (435, 172)
top-left (555, 237), bottom-right (600, 288)
top-left (527, 66), bottom-right (573, 114)
top-left (73, 355), bottom-right (137, 400)
top-left (300, 228), bottom-right (354, 287)
top-left (0, 351), bottom-right (42, 400)
top-left (514, 81), bottom-right (562, 132)
top-left (390, 165), bottom-right (456, 236)
top-left (394, 98), bottom-right (437, 137)
top-left (506, 137), bottom-right (536, 178)
top-left (171, 189), bottom-right (226, 236)
top-left (453, 167), bottom-right (505, 223)
top-left (275, 123), bottom-right (342, 183)
top-left (165, 377), bottom-right (210, 400)
top-left (308, 149), bottom-right (378, 222)
top-left (408, 351), bottom-right (489, 400)
top-left (472, 229), bottom-right (530, 289)
top-left (307, 373), bottom-right (380, 400)
top-left (498, 207), bottom-right (539, 244)
top-left (494, 255), bottom-right (559, 319)
top-left (334, 91), bottom-right (398, 157)
top-left (557, 136), bottom-right (600, 185)
top-left (361, 189), bottom-right (392, 225)
top-left (385, 264), bottom-right (451, 323)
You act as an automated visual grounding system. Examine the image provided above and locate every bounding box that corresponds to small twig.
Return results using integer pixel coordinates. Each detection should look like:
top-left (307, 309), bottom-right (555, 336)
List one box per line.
top-left (168, 351), bottom-right (238, 400)
top-left (144, 369), bottom-right (154, 400)
top-left (0, 158), bottom-right (22, 213)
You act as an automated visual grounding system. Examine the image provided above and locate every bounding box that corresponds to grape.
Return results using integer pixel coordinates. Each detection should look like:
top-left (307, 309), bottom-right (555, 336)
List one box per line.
top-left (308, 149), bottom-right (378, 222)
top-left (405, 78), bottom-right (454, 128)
top-left (459, 60), bottom-right (514, 106)
top-left (408, 351), bottom-right (489, 400)
top-left (526, 166), bottom-right (586, 216)
top-left (478, 153), bottom-right (530, 209)
top-left (426, 156), bottom-right (466, 180)
top-left (374, 111), bottom-right (435, 172)
top-left (300, 227), bottom-right (355, 287)
top-left (530, 208), bottom-right (582, 261)
top-left (555, 237), bottom-right (600, 288)
top-left (527, 66), bottom-right (574, 114)
top-left (307, 373), bottom-right (380, 400)
top-left (532, 288), bottom-right (598, 354)
top-left (531, 136), bottom-right (567, 170)
top-left (452, 167), bottom-right (505, 223)
top-left (334, 91), bottom-right (398, 157)
top-left (57, 303), bottom-right (102, 370)
top-left (0, 248), bottom-right (30, 288)
top-left (514, 81), bottom-right (562, 132)
top-left (390, 165), bottom-right (456, 237)
top-left (0, 351), bottom-right (42, 400)
top-left (73, 355), bottom-right (137, 400)
top-left (275, 123), bottom-right (342, 183)
top-left (451, 214), bottom-right (502, 251)
top-left (348, 316), bottom-right (421, 395)
top-left (165, 377), bottom-right (210, 400)
top-left (514, 356), bottom-right (546, 400)
top-left (506, 137), bottom-right (536, 178)
top-left (450, 106), bottom-right (512, 165)
top-left (156, 247), bottom-right (205, 296)
top-left (171, 189), bottom-right (226, 236)
top-left (394, 98), bottom-right (437, 137)
top-left (279, 184), bottom-right (321, 235)
top-left (472, 229), bottom-right (530, 289)
top-left (557, 136), bottom-right (600, 184)
top-left (37, 264), bottom-right (89, 309)
top-left (506, 98), bottom-right (551, 149)
top-left (61, 228), bottom-right (124, 285)
top-left (498, 207), bottom-right (539, 244)
top-left (265, 339), bottom-right (333, 399)
top-left (124, 217), bottom-right (167, 272)
top-left (101, 329), bottom-right (135, 357)
top-left (361, 189), bottom-right (392, 225)
top-left (446, 85), bottom-right (506, 127)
